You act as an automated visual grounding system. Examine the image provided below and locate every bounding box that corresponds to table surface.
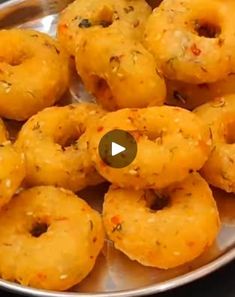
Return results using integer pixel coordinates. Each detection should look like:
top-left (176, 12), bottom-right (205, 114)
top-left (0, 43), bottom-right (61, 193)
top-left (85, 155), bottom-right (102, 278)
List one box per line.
top-left (0, 259), bottom-right (234, 297)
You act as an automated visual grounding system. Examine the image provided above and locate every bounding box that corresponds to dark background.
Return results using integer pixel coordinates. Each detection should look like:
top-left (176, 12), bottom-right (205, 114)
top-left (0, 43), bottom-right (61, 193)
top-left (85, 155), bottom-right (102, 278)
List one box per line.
top-left (0, 0), bottom-right (234, 296)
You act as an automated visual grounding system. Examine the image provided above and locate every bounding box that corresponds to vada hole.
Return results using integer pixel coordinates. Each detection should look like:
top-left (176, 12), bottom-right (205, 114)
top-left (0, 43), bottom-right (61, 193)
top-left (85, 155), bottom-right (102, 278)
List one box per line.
top-left (92, 75), bottom-right (113, 100)
top-left (146, 130), bottom-right (164, 143)
top-left (194, 20), bottom-right (221, 38)
top-left (10, 59), bottom-right (24, 66)
top-left (146, 0), bottom-right (163, 9)
top-left (30, 222), bottom-right (49, 238)
top-left (9, 52), bottom-right (30, 66)
top-left (96, 6), bottom-right (114, 27)
top-left (57, 133), bottom-right (79, 150)
top-left (224, 121), bottom-right (235, 144)
top-left (148, 191), bottom-right (170, 211)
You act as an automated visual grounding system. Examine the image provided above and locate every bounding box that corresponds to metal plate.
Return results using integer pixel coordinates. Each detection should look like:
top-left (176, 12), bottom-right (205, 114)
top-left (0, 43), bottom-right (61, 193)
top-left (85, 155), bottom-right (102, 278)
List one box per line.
top-left (0, 0), bottom-right (235, 296)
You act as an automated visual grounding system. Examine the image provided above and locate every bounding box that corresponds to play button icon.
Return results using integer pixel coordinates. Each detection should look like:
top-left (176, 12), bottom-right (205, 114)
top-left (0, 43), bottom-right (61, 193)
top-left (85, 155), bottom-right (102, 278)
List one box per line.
top-left (98, 129), bottom-right (137, 168)
top-left (111, 142), bottom-right (126, 156)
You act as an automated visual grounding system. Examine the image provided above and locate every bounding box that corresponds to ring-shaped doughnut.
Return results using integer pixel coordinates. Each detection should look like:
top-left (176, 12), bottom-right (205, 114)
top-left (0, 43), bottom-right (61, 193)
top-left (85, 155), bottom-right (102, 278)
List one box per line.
top-left (0, 29), bottom-right (69, 120)
top-left (144, 0), bottom-right (235, 83)
top-left (103, 173), bottom-right (220, 269)
top-left (58, 0), bottom-right (151, 56)
top-left (16, 103), bottom-right (105, 192)
top-left (0, 118), bottom-right (25, 208)
top-left (86, 106), bottom-right (212, 189)
top-left (166, 74), bottom-right (235, 110)
top-left (0, 186), bottom-right (104, 291)
top-left (75, 25), bottom-right (166, 110)
top-left (194, 94), bottom-right (235, 193)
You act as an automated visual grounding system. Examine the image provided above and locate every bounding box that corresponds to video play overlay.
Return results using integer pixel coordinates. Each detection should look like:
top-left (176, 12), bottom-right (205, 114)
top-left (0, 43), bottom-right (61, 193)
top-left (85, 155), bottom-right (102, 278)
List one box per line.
top-left (98, 129), bottom-right (137, 169)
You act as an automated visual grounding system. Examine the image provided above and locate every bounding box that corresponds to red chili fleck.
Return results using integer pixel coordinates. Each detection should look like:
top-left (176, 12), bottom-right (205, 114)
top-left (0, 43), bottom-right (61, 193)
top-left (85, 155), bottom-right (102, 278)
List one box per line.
top-left (190, 43), bottom-right (201, 56)
top-left (93, 237), bottom-right (97, 243)
top-left (187, 241), bottom-right (195, 247)
top-left (173, 107), bottom-right (182, 112)
top-left (97, 126), bottom-right (104, 132)
top-left (198, 139), bottom-right (210, 151)
top-left (99, 161), bottom-right (107, 168)
top-left (131, 130), bottom-right (144, 141)
top-left (130, 108), bottom-right (139, 113)
top-left (111, 215), bottom-right (122, 225)
top-left (55, 216), bottom-right (68, 221)
top-left (37, 273), bottom-right (47, 280)
top-left (59, 23), bottom-right (68, 33)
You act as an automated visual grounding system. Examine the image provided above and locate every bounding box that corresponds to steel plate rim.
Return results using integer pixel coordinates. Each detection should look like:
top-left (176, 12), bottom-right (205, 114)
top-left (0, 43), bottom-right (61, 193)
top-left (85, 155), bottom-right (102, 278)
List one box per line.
top-left (0, 0), bottom-right (235, 296)
top-left (0, 246), bottom-right (235, 297)
top-left (0, 0), bottom-right (26, 10)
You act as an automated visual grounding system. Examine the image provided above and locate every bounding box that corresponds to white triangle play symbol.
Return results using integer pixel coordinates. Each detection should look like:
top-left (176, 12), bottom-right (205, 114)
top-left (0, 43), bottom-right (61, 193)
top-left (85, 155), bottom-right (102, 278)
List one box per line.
top-left (111, 142), bottom-right (126, 157)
